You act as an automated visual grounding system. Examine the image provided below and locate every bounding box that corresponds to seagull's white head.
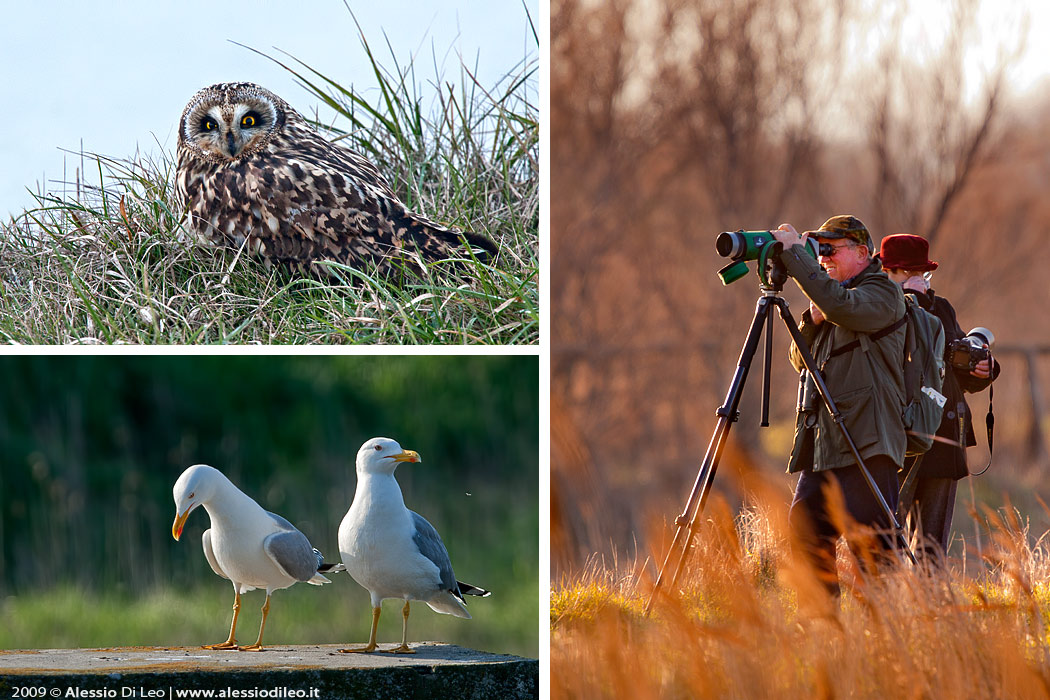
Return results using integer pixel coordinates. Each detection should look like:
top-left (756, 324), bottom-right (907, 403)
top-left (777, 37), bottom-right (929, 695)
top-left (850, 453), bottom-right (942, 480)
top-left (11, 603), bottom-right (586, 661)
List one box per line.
top-left (172, 464), bottom-right (224, 541)
top-left (356, 437), bottom-right (421, 476)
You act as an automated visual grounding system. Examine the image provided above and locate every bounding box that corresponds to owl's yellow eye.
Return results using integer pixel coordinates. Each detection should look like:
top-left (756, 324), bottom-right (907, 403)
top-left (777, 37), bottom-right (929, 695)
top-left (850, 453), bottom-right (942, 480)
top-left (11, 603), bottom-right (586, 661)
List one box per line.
top-left (201, 118), bottom-right (217, 131)
top-left (241, 114), bottom-right (257, 128)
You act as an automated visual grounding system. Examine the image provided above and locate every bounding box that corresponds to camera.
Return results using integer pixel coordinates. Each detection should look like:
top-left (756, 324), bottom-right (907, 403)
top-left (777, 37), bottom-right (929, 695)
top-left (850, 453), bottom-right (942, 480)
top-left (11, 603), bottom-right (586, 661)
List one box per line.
top-left (948, 327), bottom-right (994, 372)
top-left (715, 230), bottom-right (833, 285)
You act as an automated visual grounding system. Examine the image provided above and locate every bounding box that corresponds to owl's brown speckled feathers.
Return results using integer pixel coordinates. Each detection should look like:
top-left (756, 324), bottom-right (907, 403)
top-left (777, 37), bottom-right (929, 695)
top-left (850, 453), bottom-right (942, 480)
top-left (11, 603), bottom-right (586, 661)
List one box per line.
top-left (174, 82), bottom-right (497, 276)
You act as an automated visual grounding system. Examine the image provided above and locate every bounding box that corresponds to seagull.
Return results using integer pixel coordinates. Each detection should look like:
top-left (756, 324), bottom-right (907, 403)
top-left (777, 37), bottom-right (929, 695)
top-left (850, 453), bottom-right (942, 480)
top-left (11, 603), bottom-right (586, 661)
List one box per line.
top-left (171, 464), bottom-right (343, 651)
top-left (337, 437), bottom-right (490, 654)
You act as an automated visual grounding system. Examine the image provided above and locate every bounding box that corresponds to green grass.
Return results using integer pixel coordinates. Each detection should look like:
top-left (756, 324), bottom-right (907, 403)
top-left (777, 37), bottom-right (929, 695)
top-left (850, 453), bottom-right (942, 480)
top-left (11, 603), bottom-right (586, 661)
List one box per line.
top-left (0, 19), bottom-right (537, 344)
top-left (1, 576), bottom-right (537, 657)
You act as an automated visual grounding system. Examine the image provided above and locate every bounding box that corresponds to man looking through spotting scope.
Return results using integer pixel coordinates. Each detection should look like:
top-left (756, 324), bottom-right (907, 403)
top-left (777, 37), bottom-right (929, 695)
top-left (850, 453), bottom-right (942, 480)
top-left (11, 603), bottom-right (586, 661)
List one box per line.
top-left (770, 215), bottom-right (907, 594)
top-left (880, 233), bottom-right (1000, 563)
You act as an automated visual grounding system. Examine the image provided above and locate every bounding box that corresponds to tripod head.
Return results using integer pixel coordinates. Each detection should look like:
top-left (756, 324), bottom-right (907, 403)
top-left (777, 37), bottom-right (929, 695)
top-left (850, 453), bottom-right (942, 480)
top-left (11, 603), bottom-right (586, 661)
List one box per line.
top-left (761, 247), bottom-right (789, 293)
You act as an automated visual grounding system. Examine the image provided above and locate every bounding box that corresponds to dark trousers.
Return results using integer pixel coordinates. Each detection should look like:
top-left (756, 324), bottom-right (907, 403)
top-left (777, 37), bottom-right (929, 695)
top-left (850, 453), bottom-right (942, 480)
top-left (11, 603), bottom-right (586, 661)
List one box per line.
top-left (789, 455), bottom-right (900, 592)
top-left (903, 476), bottom-right (958, 563)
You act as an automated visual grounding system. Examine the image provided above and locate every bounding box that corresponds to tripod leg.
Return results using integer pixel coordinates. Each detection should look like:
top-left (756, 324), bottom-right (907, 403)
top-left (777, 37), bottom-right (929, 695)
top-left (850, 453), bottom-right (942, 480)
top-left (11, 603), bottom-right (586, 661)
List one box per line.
top-left (668, 299), bottom-right (781, 588)
top-left (774, 298), bottom-right (916, 565)
top-left (665, 416), bottom-right (731, 589)
top-left (761, 300), bottom-right (774, 427)
top-left (646, 296), bottom-right (775, 615)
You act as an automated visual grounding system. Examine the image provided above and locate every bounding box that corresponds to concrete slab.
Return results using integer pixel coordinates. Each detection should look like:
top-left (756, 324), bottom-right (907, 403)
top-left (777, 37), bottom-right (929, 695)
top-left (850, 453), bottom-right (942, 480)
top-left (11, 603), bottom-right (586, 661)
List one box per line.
top-left (0, 644), bottom-right (538, 699)
top-left (0, 643), bottom-right (519, 673)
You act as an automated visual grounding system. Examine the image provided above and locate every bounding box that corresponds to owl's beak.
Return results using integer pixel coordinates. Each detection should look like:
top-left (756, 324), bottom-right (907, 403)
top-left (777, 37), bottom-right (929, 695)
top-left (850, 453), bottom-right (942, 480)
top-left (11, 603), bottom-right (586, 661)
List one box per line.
top-left (226, 132), bottom-right (240, 158)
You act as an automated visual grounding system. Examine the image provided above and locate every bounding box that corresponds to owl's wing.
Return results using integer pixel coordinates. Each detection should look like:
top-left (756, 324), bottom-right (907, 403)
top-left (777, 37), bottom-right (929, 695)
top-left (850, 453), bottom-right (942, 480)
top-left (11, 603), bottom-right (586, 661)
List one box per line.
top-left (286, 203), bottom-right (496, 268)
top-left (280, 123), bottom-right (406, 207)
top-left (250, 130), bottom-right (497, 272)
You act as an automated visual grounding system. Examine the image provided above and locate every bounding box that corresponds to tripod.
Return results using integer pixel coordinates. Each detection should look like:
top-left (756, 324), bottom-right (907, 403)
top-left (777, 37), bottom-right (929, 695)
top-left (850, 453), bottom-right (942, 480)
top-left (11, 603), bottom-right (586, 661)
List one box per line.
top-left (644, 258), bottom-right (915, 615)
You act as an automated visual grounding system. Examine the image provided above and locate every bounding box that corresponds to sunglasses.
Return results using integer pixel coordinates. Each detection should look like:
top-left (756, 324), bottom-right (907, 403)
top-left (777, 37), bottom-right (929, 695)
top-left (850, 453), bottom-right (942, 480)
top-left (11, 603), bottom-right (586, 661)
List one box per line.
top-left (820, 242), bottom-right (856, 257)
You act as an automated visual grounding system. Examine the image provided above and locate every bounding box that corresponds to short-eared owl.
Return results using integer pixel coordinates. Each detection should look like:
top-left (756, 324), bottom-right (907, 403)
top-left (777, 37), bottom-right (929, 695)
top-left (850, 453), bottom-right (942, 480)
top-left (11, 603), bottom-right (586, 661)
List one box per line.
top-left (175, 82), bottom-right (496, 276)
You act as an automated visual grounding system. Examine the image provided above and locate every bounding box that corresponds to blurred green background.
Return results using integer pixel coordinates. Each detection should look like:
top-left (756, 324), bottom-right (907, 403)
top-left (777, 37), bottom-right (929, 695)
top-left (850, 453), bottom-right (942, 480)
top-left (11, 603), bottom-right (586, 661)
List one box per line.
top-left (0, 355), bottom-right (538, 656)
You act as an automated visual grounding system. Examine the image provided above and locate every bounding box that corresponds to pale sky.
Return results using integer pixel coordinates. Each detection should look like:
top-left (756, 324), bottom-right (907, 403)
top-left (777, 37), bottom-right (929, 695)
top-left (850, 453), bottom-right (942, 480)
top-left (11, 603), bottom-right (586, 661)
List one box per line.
top-left (852, 0), bottom-right (1043, 102)
top-left (0, 1), bottom-right (538, 217)
top-left (617, 0), bottom-right (1047, 135)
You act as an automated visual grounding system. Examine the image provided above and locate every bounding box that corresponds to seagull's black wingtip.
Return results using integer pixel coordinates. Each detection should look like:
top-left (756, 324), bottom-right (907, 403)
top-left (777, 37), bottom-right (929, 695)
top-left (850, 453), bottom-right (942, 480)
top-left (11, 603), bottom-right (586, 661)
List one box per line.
top-left (457, 581), bottom-right (491, 597)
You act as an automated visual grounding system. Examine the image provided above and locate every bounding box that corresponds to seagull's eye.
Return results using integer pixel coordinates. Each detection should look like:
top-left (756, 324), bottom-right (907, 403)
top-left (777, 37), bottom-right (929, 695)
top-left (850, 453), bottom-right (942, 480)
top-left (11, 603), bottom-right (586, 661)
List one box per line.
top-left (188, 492), bottom-right (195, 499)
top-left (373, 444), bottom-right (382, 452)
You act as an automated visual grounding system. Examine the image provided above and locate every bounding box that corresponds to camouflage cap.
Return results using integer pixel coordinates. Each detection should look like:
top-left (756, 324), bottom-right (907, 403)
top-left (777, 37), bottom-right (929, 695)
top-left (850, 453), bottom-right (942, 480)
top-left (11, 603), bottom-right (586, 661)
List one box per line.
top-left (807, 215), bottom-right (874, 252)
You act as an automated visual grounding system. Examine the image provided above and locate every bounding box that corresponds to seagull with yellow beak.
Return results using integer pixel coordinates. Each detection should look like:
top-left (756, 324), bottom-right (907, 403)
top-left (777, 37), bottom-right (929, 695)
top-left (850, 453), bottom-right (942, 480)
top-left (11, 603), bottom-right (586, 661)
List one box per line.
top-left (338, 437), bottom-right (490, 653)
top-left (172, 464), bottom-right (342, 651)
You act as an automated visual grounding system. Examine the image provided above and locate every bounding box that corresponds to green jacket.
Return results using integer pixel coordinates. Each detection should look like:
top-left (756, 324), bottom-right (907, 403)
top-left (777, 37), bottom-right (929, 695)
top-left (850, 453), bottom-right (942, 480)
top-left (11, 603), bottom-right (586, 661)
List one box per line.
top-left (779, 245), bottom-right (907, 473)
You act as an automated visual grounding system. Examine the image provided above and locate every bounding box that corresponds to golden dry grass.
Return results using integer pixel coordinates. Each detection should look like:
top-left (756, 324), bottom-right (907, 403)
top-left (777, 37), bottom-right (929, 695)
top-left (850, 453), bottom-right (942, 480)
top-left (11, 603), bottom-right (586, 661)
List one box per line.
top-left (552, 491), bottom-right (1050, 699)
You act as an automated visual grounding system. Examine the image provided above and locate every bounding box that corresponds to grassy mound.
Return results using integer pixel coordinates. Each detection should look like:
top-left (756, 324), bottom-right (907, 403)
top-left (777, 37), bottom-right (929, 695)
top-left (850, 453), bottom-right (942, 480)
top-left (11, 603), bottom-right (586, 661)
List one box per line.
top-left (0, 24), bottom-right (537, 345)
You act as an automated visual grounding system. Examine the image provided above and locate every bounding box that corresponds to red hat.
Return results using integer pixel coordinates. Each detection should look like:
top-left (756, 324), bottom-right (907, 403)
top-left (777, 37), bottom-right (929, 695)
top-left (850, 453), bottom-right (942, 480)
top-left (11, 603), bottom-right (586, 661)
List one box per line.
top-left (879, 233), bottom-right (939, 272)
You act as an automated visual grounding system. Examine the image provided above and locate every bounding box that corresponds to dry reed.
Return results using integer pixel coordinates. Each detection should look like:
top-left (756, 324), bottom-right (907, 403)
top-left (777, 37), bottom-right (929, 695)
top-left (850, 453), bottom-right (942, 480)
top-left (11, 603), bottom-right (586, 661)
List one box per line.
top-left (553, 483), bottom-right (1050, 699)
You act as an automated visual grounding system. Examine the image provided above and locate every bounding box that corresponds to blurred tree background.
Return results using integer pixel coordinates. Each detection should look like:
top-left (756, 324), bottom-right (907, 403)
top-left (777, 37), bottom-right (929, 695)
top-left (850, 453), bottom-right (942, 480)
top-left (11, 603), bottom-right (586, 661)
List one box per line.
top-left (0, 355), bottom-right (538, 656)
top-left (551, 0), bottom-right (1050, 575)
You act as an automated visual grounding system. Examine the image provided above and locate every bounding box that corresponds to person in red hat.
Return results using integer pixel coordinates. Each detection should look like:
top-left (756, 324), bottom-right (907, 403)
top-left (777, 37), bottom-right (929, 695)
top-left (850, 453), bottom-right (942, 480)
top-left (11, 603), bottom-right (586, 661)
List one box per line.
top-left (880, 233), bottom-right (1000, 563)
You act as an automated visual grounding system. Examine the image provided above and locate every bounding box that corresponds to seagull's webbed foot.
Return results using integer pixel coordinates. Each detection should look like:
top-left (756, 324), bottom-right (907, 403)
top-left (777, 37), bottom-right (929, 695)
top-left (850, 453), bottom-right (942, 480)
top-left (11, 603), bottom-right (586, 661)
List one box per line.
top-left (338, 606), bottom-right (381, 654)
top-left (382, 644), bottom-right (415, 654)
top-left (204, 591), bottom-right (242, 650)
top-left (380, 601), bottom-right (415, 654)
top-left (338, 643), bottom-right (377, 653)
top-left (238, 594), bottom-right (271, 652)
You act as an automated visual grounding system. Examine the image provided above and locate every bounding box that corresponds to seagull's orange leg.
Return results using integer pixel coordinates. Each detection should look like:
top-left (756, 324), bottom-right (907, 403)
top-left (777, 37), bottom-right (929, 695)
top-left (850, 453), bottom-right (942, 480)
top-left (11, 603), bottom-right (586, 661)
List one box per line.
top-left (383, 600), bottom-right (416, 654)
top-left (203, 591), bottom-right (241, 650)
top-left (239, 594), bottom-right (271, 651)
top-left (339, 606), bottom-right (380, 653)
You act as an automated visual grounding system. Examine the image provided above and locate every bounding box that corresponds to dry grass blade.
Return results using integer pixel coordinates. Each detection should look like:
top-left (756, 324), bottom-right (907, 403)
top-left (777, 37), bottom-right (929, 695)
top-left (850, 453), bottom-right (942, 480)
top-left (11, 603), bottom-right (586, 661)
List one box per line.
top-left (553, 488), bottom-right (1050, 698)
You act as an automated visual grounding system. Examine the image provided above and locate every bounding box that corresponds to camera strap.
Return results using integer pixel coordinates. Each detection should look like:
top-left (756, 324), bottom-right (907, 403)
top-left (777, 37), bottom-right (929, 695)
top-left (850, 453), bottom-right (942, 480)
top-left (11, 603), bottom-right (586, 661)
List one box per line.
top-left (970, 383), bottom-right (994, 476)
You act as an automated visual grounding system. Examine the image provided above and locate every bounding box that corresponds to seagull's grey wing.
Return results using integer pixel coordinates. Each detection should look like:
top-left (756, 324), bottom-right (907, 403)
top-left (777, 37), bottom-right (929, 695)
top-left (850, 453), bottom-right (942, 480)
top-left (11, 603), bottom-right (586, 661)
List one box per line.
top-left (264, 514), bottom-right (325, 575)
top-left (202, 529), bottom-right (229, 580)
top-left (267, 511), bottom-right (297, 532)
top-left (263, 528), bottom-right (320, 582)
top-left (410, 510), bottom-right (460, 596)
